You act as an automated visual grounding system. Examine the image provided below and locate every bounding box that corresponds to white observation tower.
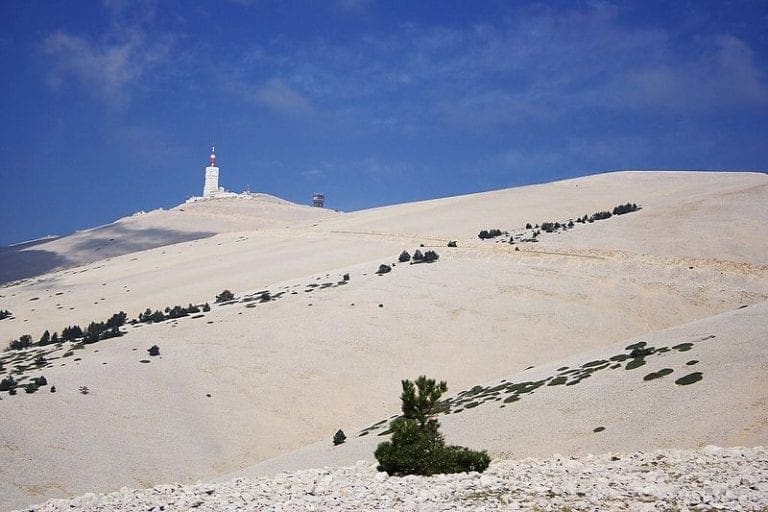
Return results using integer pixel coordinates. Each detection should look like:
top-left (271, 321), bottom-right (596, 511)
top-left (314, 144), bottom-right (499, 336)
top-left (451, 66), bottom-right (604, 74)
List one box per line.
top-left (203, 145), bottom-right (220, 197)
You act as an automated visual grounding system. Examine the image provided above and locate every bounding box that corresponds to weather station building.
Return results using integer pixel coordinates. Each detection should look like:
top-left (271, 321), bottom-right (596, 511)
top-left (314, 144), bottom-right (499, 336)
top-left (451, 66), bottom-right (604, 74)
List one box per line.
top-left (186, 145), bottom-right (240, 202)
top-left (203, 146), bottom-right (221, 197)
top-left (186, 146), bottom-right (328, 208)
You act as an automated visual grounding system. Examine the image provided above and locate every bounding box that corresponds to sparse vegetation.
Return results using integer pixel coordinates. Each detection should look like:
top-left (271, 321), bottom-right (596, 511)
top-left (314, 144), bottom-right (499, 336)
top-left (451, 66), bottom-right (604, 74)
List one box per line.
top-left (215, 290), bottom-right (235, 303)
top-left (478, 229), bottom-right (502, 240)
top-left (61, 325), bottom-right (84, 342)
top-left (148, 345), bottom-right (160, 357)
top-left (0, 375), bottom-right (18, 392)
top-left (421, 250), bottom-right (440, 263)
top-left (0, 309), bottom-right (11, 320)
top-left (447, 241), bottom-right (457, 247)
top-left (374, 376), bottom-right (491, 476)
top-left (333, 429), bottom-right (347, 446)
top-left (613, 202), bottom-right (640, 215)
top-left (398, 251), bottom-right (411, 262)
top-left (6, 334), bottom-right (33, 351)
top-left (376, 264), bottom-right (392, 275)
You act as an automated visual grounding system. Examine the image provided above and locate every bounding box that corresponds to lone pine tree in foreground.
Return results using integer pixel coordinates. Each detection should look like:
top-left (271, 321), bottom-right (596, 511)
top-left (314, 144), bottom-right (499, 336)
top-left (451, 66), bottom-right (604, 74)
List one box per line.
top-left (374, 376), bottom-right (490, 476)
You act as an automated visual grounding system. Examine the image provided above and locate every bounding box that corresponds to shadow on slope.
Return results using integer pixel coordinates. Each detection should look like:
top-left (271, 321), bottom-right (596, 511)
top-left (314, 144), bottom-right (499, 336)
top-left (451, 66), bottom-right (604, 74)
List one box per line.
top-left (0, 224), bottom-right (216, 284)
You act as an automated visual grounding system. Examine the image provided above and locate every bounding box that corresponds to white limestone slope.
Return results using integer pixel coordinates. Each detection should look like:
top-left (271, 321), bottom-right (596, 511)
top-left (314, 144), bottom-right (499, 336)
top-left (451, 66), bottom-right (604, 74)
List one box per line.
top-left (0, 171), bottom-right (766, 511)
top-left (0, 193), bottom-right (338, 284)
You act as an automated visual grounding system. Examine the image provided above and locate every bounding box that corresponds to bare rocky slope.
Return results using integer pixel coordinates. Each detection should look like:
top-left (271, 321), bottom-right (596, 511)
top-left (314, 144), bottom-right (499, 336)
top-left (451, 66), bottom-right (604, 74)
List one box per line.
top-left (1, 171), bottom-right (766, 511)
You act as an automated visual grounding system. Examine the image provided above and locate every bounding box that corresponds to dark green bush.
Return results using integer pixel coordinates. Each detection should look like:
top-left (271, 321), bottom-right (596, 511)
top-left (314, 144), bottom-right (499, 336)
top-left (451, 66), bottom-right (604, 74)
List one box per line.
top-left (613, 203), bottom-right (639, 215)
top-left (139, 309), bottom-right (166, 323)
top-left (7, 334), bottom-right (33, 351)
top-left (202, 303), bottom-right (211, 312)
top-left (422, 250), bottom-right (439, 263)
top-left (412, 250), bottom-right (424, 261)
top-left (377, 264), bottom-right (392, 275)
top-left (398, 251), bottom-right (411, 262)
top-left (0, 309), bottom-right (11, 320)
top-left (592, 210), bottom-right (612, 220)
top-left (374, 376), bottom-right (491, 476)
top-left (215, 290), bottom-right (235, 303)
top-left (0, 375), bottom-right (17, 391)
top-left (447, 241), bottom-right (457, 247)
top-left (61, 325), bottom-right (84, 341)
top-left (105, 311), bottom-right (127, 329)
top-left (333, 429), bottom-right (347, 446)
top-left (148, 345), bottom-right (160, 357)
top-left (478, 229), bottom-right (502, 240)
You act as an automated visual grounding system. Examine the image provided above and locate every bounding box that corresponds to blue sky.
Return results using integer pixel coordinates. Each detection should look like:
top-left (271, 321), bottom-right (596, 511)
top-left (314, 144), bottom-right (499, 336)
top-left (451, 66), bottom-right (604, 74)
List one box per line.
top-left (1, 0), bottom-right (767, 245)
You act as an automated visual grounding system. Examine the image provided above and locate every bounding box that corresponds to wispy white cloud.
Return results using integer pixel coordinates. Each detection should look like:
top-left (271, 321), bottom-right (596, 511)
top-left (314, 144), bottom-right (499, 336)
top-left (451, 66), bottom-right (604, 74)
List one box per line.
top-left (41, 1), bottom-right (171, 107)
top-left (225, 78), bottom-right (312, 115)
top-left (222, 3), bottom-right (768, 131)
top-left (42, 30), bottom-right (169, 106)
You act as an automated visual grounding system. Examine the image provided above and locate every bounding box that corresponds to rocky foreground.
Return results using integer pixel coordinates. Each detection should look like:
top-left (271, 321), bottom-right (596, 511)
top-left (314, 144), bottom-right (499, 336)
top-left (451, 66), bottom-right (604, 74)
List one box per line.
top-left (18, 446), bottom-right (768, 511)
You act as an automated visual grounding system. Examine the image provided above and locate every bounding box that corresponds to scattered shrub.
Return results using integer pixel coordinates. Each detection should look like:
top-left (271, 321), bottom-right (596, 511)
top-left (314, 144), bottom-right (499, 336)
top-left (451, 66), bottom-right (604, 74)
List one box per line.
top-left (39, 330), bottom-right (51, 345)
top-left (374, 376), bottom-right (491, 476)
top-left (342, 273), bottom-right (350, 282)
top-left (377, 264), bottom-right (392, 275)
top-left (675, 372), bottom-right (703, 386)
top-left (34, 376), bottom-right (47, 386)
top-left (398, 251), bottom-right (411, 262)
top-left (592, 210), bottom-right (612, 221)
top-left (202, 303), bottom-right (211, 312)
top-left (333, 429), bottom-right (347, 446)
top-left (412, 250), bottom-right (424, 261)
top-left (478, 229), bottom-right (502, 240)
top-left (83, 320), bottom-right (123, 344)
top-left (139, 309), bottom-right (166, 323)
top-left (148, 345), bottom-right (160, 357)
top-left (525, 223), bottom-right (532, 229)
top-left (0, 375), bottom-right (18, 391)
top-left (259, 292), bottom-right (272, 303)
top-left (215, 290), bottom-right (235, 303)
top-left (61, 325), bottom-right (84, 341)
top-left (105, 311), bottom-right (127, 329)
top-left (7, 334), bottom-right (33, 351)
top-left (447, 241), bottom-right (457, 247)
top-left (50, 385), bottom-right (56, 393)
top-left (612, 203), bottom-right (639, 215)
top-left (24, 382), bottom-right (38, 394)
top-left (0, 309), bottom-right (11, 320)
top-left (422, 250), bottom-right (439, 263)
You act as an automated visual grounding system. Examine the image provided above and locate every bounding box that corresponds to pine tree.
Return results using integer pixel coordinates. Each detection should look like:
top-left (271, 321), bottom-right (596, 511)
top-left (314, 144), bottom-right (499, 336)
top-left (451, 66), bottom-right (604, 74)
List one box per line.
top-left (374, 376), bottom-right (490, 476)
top-left (333, 429), bottom-right (347, 446)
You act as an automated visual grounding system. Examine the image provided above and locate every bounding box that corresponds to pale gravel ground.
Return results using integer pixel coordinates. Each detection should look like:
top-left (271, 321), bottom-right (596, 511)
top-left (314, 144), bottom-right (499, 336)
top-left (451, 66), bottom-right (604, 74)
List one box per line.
top-left (18, 446), bottom-right (768, 512)
top-left (2, 171), bottom-right (767, 510)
